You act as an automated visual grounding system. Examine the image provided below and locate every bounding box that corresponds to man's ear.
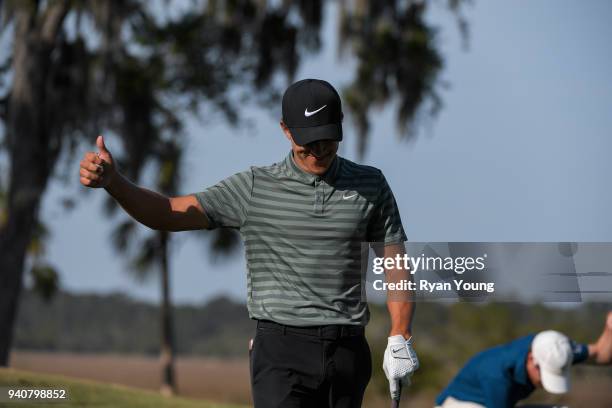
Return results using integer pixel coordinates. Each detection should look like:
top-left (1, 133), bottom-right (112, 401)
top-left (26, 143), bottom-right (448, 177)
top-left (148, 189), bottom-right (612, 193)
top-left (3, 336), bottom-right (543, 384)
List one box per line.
top-left (280, 120), bottom-right (293, 141)
top-left (527, 351), bottom-right (535, 366)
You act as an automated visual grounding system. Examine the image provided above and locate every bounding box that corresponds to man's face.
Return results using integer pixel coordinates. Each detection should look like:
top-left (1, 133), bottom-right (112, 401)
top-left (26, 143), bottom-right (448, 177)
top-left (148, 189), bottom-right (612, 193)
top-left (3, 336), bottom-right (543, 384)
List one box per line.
top-left (281, 122), bottom-right (339, 175)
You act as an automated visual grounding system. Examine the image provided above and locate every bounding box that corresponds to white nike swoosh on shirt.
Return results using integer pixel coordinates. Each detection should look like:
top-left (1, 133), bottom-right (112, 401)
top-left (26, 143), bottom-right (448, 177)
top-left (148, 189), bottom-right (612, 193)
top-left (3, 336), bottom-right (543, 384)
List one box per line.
top-left (343, 193), bottom-right (358, 200)
top-left (304, 105), bottom-right (327, 117)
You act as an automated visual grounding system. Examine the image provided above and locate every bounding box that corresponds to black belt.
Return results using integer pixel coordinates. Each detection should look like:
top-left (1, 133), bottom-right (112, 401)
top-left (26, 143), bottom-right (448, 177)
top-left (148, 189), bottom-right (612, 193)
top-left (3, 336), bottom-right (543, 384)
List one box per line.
top-left (256, 320), bottom-right (365, 340)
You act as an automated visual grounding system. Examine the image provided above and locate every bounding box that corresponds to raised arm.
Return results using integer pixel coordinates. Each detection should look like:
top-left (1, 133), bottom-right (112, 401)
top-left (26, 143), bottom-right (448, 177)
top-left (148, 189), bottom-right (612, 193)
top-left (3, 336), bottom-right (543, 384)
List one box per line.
top-left (79, 136), bottom-right (209, 231)
top-left (586, 311), bottom-right (612, 365)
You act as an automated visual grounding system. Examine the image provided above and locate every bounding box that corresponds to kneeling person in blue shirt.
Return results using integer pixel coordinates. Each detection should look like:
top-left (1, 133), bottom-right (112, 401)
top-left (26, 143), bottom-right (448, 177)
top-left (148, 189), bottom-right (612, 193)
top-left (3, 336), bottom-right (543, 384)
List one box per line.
top-left (436, 311), bottom-right (612, 408)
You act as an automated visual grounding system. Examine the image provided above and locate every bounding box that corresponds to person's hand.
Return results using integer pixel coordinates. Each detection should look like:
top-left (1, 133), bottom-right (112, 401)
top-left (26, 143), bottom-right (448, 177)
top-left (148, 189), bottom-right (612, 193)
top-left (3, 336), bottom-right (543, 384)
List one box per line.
top-left (383, 335), bottom-right (419, 400)
top-left (79, 135), bottom-right (116, 189)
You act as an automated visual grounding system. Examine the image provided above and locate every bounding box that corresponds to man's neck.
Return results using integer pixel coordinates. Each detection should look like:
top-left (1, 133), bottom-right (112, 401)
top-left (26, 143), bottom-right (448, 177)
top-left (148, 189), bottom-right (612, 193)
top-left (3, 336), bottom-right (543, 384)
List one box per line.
top-left (291, 151), bottom-right (336, 176)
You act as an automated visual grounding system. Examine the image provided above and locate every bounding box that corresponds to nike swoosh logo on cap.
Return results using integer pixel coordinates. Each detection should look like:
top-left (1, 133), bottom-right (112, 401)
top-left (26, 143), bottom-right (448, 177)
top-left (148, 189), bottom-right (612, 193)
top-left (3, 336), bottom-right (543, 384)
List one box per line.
top-left (343, 192), bottom-right (358, 200)
top-left (304, 105), bottom-right (327, 117)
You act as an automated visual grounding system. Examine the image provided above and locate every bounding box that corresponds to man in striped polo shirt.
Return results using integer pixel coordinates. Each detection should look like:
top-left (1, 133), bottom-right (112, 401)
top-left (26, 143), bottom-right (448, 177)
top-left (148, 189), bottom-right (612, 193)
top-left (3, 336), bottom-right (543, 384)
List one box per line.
top-left (79, 78), bottom-right (418, 407)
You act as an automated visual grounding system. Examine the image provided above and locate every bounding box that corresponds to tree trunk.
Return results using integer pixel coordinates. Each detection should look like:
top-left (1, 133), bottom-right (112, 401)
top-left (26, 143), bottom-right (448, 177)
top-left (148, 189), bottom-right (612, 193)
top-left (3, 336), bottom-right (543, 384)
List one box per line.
top-left (159, 230), bottom-right (177, 396)
top-left (0, 190), bottom-right (41, 366)
top-left (0, 2), bottom-right (68, 367)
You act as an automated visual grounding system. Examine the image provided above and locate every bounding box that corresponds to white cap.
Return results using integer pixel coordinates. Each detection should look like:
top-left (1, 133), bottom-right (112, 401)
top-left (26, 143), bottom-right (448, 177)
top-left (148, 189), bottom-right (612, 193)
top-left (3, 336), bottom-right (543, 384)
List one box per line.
top-left (532, 330), bottom-right (573, 394)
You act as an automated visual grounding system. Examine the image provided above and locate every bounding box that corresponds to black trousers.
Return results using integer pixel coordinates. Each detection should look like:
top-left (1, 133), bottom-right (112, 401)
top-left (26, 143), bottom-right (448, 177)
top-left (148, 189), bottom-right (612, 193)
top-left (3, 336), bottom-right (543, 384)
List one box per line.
top-left (250, 320), bottom-right (372, 408)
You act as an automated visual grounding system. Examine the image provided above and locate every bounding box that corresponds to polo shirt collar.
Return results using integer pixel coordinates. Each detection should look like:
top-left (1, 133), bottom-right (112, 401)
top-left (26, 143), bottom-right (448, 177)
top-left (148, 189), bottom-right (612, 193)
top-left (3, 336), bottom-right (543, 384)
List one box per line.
top-left (284, 151), bottom-right (340, 185)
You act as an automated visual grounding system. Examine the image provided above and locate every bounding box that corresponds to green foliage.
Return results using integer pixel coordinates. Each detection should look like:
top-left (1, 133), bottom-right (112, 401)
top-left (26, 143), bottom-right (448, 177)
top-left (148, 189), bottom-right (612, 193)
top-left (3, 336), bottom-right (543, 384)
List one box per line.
top-left (26, 220), bottom-right (61, 301)
top-left (339, 0), bottom-right (471, 156)
top-left (26, 221), bottom-right (50, 258)
top-left (29, 265), bottom-right (60, 302)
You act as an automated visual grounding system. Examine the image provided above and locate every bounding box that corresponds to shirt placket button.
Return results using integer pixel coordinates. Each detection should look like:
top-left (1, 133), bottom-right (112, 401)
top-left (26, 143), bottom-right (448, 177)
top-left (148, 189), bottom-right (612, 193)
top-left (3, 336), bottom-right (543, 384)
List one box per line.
top-left (314, 178), bottom-right (323, 214)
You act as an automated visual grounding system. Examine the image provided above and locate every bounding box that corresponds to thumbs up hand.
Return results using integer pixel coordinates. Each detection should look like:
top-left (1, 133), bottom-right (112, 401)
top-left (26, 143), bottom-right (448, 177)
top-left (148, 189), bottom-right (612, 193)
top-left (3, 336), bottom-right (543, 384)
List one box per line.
top-left (79, 135), bottom-right (117, 189)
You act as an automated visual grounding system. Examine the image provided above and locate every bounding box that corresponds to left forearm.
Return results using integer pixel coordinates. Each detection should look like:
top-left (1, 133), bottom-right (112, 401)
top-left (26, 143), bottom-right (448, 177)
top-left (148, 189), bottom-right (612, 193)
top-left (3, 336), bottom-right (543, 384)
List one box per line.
top-left (382, 243), bottom-right (415, 338)
top-left (388, 299), bottom-right (415, 338)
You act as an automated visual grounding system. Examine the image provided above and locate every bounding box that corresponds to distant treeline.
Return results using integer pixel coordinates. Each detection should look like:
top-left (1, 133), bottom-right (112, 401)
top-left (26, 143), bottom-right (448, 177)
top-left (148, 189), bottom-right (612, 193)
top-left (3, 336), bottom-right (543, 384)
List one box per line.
top-left (14, 289), bottom-right (610, 393)
top-left (15, 289), bottom-right (255, 357)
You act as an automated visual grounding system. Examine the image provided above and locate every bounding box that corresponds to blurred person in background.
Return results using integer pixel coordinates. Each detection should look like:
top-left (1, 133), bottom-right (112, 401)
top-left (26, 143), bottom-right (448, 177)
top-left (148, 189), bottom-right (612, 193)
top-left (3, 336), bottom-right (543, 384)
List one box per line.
top-left (435, 311), bottom-right (612, 408)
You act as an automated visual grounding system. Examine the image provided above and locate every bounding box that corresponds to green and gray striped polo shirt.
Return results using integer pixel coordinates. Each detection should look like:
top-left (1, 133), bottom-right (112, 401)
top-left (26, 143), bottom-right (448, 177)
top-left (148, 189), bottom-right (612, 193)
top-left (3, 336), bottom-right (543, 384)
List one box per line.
top-left (195, 151), bottom-right (406, 326)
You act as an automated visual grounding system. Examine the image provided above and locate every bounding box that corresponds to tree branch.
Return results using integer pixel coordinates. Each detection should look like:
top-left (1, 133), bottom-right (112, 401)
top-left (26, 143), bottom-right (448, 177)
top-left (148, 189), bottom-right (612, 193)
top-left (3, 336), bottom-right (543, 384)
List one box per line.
top-left (39, 0), bottom-right (69, 43)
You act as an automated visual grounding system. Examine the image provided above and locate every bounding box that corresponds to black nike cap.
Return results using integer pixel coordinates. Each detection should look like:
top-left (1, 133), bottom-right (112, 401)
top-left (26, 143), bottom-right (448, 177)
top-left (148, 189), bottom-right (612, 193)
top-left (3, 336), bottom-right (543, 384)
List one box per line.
top-left (282, 79), bottom-right (343, 146)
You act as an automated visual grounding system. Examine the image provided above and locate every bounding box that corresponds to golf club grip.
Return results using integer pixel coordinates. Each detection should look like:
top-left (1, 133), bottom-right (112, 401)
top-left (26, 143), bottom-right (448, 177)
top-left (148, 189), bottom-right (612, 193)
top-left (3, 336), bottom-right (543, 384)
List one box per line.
top-left (391, 384), bottom-right (402, 408)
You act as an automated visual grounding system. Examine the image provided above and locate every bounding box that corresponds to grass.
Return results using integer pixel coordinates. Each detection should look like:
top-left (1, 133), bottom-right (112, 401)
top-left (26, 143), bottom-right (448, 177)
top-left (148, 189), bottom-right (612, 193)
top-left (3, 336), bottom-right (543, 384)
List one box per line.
top-left (0, 368), bottom-right (248, 408)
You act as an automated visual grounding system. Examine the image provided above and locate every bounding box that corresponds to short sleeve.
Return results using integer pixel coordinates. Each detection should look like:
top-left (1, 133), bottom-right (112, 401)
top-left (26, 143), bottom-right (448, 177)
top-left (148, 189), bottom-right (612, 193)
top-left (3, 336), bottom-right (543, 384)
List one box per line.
top-left (194, 169), bottom-right (254, 230)
top-left (366, 172), bottom-right (407, 244)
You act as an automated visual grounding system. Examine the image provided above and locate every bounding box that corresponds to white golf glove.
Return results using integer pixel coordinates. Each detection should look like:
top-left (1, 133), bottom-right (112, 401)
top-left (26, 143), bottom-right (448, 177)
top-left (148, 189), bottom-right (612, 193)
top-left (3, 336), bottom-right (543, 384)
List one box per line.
top-left (383, 335), bottom-right (419, 400)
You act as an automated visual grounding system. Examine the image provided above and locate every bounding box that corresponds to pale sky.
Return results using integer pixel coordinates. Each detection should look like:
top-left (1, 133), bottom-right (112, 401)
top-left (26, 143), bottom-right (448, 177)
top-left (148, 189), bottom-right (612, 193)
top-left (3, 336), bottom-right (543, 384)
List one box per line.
top-left (34, 0), bottom-right (612, 304)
